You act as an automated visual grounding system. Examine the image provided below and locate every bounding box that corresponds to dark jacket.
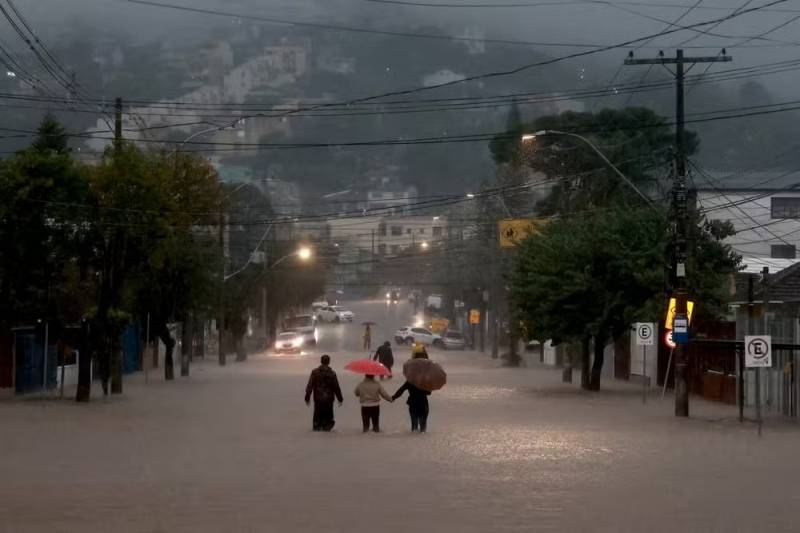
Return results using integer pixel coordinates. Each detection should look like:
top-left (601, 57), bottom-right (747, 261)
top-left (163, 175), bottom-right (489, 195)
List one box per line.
top-left (305, 365), bottom-right (344, 404)
top-left (373, 344), bottom-right (394, 368)
top-left (392, 381), bottom-right (430, 407)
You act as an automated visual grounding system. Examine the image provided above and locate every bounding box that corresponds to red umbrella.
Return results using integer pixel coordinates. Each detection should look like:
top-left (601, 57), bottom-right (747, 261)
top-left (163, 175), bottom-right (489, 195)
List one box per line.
top-left (344, 359), bottom-right (391, 376)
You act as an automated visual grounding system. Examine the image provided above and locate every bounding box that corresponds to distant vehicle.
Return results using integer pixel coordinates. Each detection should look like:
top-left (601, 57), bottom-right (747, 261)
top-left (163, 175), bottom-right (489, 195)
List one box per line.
top-left (442, 330), bottom-right (466, 350)
top-left (332, 306), bottom-right (354, 321)
top-left (274, 331), bottom-right (305, 354)
top-left (316, 305), bottom-right (354, 323)
top-left (386, 289), bottom-right (400, 303)
top-left (426, 294), bottom-right (443, 310)
top-left (283, 314), bottom-right (317, 346)
top-left (394, 326), bottom-right (442, 347)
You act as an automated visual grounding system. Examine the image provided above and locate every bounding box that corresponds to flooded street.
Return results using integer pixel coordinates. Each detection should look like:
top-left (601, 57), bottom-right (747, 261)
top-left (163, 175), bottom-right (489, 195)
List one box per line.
top-left (2, 300), bottom-right (798, 532)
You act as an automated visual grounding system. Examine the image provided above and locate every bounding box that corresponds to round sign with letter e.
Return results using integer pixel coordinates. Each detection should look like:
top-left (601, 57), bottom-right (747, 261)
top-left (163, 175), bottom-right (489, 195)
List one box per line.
top-left (635, 322), bottom-right (655, 346)
top-left (745, 335), bottom-right (772, 368)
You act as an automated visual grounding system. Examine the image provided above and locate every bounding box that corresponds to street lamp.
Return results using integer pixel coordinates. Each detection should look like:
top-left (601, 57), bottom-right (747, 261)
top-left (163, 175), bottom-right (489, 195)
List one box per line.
top-left (420, 241), bottom-right (429, 250)
top-left (521, 130), bottom-right (654, 207)
top-left (297, 246), bottom-right (313, 262)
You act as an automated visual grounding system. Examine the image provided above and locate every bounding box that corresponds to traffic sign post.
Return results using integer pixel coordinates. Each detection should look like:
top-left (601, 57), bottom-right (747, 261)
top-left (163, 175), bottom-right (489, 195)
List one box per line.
top-left (635, 323), bottom-right (655, 404)
top-left (672, 315), bottom-right (689, 344)
top-left (744, 335), bottom-right (771, 368)
top-left (635, 322), bottom-right (655, 346)
top-left (745, 335), bottom-right (771, 437)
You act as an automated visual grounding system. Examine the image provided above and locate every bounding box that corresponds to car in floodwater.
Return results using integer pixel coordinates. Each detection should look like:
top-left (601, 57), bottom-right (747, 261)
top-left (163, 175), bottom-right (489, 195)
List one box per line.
top-left (273, 331), bottom-right (304, 354)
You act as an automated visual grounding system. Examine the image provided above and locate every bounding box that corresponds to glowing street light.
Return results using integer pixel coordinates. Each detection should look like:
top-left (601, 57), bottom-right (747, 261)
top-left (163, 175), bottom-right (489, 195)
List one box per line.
top-left (420, 241), bottom-right (429, 250)
top-left (298, 246), bottom-right (312, 261)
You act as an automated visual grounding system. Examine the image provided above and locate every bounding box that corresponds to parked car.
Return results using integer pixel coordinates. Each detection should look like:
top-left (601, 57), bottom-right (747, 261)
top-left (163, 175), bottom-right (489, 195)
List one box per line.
top-left (273, 331), bottom-right (304, 354)
top-left (317, 305), bottom-right (354, 323)
top-left (386, 289), bottom-right (400, 303)
top-left (283, 315), bottom-right (317, 346)
top-left (442, 330), bottom-right (466, 350)
top-left (394, 326), bottom-right (442, 347)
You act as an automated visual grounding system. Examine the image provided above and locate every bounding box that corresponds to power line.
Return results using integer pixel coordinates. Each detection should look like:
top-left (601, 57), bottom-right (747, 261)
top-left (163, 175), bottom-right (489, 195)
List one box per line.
top-left (362, 0), bottom-right (799, 13)
top-left (112, 0), bottom-right (786, 122)
top-left (117, 0), bottom-right (611, 49)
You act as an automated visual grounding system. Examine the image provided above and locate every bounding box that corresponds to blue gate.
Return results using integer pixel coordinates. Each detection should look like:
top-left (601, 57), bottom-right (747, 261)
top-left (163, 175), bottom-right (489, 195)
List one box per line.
top-left (14, 328), bottom-right (57, 394)
top-left (122, 324), bottom-right (140, 374)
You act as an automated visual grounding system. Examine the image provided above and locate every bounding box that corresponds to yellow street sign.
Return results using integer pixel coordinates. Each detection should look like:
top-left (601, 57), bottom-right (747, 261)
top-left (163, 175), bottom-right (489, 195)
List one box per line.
top-left (498, 218), bottom-right (544, 248)
top-left (469, 309), bottom-right (481, 325)
top-left (664, 298), bottom-right (695, 329)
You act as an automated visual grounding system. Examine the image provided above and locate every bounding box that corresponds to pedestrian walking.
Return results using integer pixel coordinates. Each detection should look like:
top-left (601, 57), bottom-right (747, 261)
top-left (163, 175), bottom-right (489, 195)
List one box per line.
top-left (373, 341), bottom-right (394, 380)
top-left (363, 323), bottom-right (372, 351)
top-left (393, 347), bottom-right (432, 433)
top-left (304, 355), bottom-right (344, 432)
top-left (354, 375), bottom-right (393, 432)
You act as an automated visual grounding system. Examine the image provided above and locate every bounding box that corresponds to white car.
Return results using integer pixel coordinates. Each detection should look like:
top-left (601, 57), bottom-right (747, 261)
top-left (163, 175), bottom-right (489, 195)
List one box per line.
top-left (317, 305), bottom-right (354, 323)
top-left (332, 306), bottom-right (354, 321)
top-left (394, 326), bottom-right (442, 347)
top-left (283, 315), bottom-right (317, 346)
top-left (273, 331), bottom-right (304, 354)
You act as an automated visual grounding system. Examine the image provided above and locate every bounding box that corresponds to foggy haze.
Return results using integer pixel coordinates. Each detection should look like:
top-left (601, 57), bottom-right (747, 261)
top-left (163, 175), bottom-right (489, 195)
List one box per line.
top-left (24, 1), bottom-right (800, 67)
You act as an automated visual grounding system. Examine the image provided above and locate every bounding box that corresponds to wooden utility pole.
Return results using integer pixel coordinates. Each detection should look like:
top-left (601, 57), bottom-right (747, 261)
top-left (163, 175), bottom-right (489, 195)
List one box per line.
top-left (218, 207), bottom-right (226, 366)
top-left (625, 50), bottom-right (731, 417)
top-left (114, 97), bottom-right (123, 151)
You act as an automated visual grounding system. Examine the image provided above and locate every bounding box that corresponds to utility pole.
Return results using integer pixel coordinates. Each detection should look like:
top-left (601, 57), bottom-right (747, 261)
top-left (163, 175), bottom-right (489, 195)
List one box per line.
top-left (625, 49), bottom-right (731, 417)
top-left (758, 267), bottom-right (769, 437)
top-left (218, 206), bottom-right (226, 366)
top-left (114, 97), bottom-right (123, 151)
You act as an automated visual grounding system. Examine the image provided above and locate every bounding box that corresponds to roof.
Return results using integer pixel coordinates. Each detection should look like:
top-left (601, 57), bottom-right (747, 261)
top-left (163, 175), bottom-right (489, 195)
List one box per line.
top-left (735, 257), bottom-right (800, 303)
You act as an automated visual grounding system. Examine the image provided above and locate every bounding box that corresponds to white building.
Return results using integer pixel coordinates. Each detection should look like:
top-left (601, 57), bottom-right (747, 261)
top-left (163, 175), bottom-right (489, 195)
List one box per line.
top-left (697, 170), bottom-right (800, 260)
top-left (375, 216), bottom-right (448, 257)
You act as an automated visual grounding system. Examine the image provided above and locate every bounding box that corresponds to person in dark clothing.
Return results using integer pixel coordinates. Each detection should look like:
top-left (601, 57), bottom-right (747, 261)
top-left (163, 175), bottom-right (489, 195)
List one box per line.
top-left (373, 341), bottom-right (394, 380)
top-left (392, 380), bottom-right (431, 432)
top-left (304, 355), bottom-right (344, 431)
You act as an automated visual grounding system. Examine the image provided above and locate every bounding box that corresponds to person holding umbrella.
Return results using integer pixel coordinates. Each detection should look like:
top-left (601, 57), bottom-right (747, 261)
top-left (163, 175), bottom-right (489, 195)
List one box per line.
top-left (392, 345), bottom-right (446, 433)
top-left (305, 355), bottom-right (344, 432)
top-left (362, 322), bottom-right (372, 351)
top-left (373, 340), bottom-right (394, 380)
top-left (354, 374), bottom-right (393, 433)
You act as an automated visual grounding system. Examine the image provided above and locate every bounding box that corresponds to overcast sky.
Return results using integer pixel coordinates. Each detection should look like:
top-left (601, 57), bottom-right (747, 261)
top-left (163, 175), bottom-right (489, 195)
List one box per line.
top-left (11, 0), bottom-right (800, 97)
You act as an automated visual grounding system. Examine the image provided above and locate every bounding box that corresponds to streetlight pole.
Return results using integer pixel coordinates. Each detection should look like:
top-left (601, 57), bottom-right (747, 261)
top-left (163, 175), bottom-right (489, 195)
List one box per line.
top-left (521, 130), bottom-right (654, 207)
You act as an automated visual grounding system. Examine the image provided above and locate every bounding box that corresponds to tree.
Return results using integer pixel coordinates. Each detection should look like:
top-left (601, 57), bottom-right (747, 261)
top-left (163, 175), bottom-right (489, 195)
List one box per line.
top-left (490, 107), bottom-right (697, 216)
top-left (0, 117), bottom-right (90, 364)
top-left (129, 151), bottom-right (222, 379)
top-left (510, 203), bottom-right (738, 390)
top-left (31, 114), bottom-right (70, 154)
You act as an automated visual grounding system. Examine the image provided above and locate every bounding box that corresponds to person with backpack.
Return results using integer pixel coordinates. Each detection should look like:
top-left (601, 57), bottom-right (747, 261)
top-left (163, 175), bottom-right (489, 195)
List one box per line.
top-left (304, 355), bottom-right (344, 431)
top-left (372, 341), bottom-right (395, 380)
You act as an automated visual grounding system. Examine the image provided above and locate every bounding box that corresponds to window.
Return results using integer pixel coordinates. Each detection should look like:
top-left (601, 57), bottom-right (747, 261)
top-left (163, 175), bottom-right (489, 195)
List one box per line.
top-left (419, 228), bottom-right (425, 234)
top-left (390, 245), bottom-right (400, 254)
top-left (378, 244), bottom-right (386, 255)
top-left (406, 228), bottom-right (412, 234)
top-left (391, 226), bottom-right (402, 236)
top-left (433, 226), bottom-right (442, 237)
top-left (771, 197), bottom-right (800, 219)
top-left (771, 244), bottom-right (796, 259)
top-left (378, 223), bottom-right (386, 236)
